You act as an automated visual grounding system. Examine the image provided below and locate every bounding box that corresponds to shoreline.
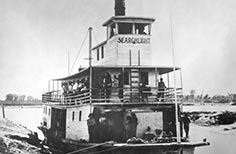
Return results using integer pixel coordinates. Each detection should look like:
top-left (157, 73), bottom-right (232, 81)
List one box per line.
top-left (0, 118), bottom-right (42, 154)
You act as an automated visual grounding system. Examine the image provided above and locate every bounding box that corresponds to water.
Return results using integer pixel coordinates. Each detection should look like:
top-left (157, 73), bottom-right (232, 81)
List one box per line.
top-left (1, 105), bottom-right (236, 154)
top-left (183, 104), bottom-right (236, 112)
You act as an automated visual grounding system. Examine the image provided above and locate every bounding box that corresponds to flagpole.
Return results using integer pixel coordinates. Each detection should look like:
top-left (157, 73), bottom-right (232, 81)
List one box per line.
top-left (88, 27), bottom-right (93, 112)
top-left (170, 15), bottom-right (181, 143)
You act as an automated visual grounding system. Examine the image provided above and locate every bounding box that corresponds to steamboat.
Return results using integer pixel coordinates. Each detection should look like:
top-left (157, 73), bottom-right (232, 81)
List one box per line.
top-left (39, 0), bottom-right (209, 153)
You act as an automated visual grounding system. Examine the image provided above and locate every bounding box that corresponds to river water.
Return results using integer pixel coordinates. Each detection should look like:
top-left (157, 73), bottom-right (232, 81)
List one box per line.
top-left (0, 105), bottom-right (236, 154)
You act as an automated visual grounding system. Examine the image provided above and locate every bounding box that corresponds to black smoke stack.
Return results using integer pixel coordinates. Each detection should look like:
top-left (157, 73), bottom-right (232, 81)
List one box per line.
top-left (115, 0), bottom-right (126, 16)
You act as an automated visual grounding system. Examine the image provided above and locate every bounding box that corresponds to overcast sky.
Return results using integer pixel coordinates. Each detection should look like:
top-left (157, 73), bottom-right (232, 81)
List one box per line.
top-left (1, 0), bottom-right (236, 100)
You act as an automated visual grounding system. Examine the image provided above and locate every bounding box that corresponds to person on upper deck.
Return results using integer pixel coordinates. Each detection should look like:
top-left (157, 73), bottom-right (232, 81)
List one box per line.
top-left (102, 72), bottom-right (112, 101)
top-left (157, 78), bottom-right (166, 102)
top-left (114, 73), bottom-right (124, 102)
top-left (139, 83), bottom-right (149, 102)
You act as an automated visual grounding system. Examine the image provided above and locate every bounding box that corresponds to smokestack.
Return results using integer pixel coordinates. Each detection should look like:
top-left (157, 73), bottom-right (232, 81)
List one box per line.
top-left (114, 0), bottom-right (126, 16)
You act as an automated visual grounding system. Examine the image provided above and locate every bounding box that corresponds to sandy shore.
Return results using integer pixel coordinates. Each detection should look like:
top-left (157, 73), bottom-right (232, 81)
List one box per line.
top-left (0, 118), bottom-right (41, 154)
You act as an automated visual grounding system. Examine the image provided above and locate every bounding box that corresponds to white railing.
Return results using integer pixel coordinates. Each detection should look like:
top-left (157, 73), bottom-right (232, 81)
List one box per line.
top-left (42, 87), bottom-right (183, 105)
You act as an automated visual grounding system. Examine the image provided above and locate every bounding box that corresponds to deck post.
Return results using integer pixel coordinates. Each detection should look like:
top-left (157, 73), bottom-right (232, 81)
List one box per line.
top-left (89, 27), bottom-right (93, 111)
top-left (138, 50), bottom-right (140, 66)
top-left (170, 15), bottom-right (181, 143)
top-left (1, 101), bottom-right (5, 119)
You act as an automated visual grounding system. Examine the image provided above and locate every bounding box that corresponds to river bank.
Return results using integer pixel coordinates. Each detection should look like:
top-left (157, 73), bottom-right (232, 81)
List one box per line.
top-left (0, 118), bottom-right (41, 154)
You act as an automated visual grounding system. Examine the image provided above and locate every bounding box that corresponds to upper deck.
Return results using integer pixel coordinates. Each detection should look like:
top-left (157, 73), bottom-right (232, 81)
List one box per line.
top-left (42, 65), bottom-right (183, 106)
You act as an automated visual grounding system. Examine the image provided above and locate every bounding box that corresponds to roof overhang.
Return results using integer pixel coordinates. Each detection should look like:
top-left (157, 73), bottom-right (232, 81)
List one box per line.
top-left (52, 65), bottom-right (180, 81)
top-left (103, 16), bottom-right (155, 26)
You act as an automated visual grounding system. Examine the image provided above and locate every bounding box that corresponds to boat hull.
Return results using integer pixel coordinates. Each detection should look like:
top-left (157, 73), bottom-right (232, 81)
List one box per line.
top-left (38, 127), bottom-right (209, 154)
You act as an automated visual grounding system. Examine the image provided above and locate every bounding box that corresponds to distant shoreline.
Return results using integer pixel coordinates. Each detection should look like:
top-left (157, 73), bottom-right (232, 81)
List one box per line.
top-left (1, 100), bottom-right (43, 107)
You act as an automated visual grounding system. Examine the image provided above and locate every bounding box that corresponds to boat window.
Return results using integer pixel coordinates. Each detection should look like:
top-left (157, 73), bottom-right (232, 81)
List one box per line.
top-left (141, 72), bottom-right (149, 85)
top-left (79, 111), bottom-right (82, 121)
top-left (118, 23), bottom-right (132, 34)
top-left (124, 71), bottom-right (130, 85)
top-left (48, 108), bottom-right (51, 116)
top-left (101, 46), bottom-right (104, 59)
top-left (72, 111), bottom-right (75, 121)
top-left (109, 23), bottom-right (116, 38)
top-left (97, 48), bottom-right (100, 61)
top-left (135, 23), bottom-right (149, 35)
top-left (45, 107), bottom-right (47, 114)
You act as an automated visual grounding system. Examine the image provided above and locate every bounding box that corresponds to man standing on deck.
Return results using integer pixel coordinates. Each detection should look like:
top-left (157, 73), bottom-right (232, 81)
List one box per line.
top-left (103, 72), bottom-right (112, 101)
top-left (157, 78), bottom-right (166, 102)
top-left (182, 113), bottom-right (191, 138)
top-left (87, 113), bottom-right (96, 142)
top-left (126, 112), bottom-right (138, 139)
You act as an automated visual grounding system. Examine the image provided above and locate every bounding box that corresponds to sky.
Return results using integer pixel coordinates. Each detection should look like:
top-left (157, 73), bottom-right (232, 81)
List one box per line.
top-left (1, 0), bottom-right (236, 100)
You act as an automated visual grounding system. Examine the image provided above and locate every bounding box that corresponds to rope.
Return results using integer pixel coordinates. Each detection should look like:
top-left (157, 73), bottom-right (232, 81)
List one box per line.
top-left (88, 145), bottom-right (124, 154)
top-left (70, 30), bottom-right (89, 74)
top-left (66, 141), bottom-right (112, 154)
top-left (92, 31), bottom-right (99, 45)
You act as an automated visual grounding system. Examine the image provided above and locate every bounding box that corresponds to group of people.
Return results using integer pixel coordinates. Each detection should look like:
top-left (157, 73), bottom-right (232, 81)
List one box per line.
top-left (61, 77), bottom-right (90, 102)
top-left (87, 112), bottom-right (119, 143)
top-left (87, 111), bottom-right (138, 143)
top-left (100, 72), bottom-right (124, 102)
top-left (142, 113), bottom-right (191, 142)
top-left (87, 111), bottom-right (191, 143)
top-left (100, 72), bottom-right (168, 103)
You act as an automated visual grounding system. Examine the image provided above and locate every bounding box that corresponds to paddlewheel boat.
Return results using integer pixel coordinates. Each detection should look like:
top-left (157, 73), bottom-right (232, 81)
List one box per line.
top-left (39, 0), bottom-right (209, 153)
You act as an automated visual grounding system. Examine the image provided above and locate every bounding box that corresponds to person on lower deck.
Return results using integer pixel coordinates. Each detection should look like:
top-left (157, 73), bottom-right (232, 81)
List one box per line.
top-left (99, 113), bottom-right (111, 142)
top-left (87, 113), bottom-right (96, 142)
top-left (182, 113), bottom-right (191, 138)
top-left (143, 126), bottom-right (155, 141)
top-left (126, 112), bottom-right (138, 139)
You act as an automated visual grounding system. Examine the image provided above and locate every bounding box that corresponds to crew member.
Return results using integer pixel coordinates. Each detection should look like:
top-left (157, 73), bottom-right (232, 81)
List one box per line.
top-left (87, 113), bottom-right (96, 142)
top-left (182, 113), bottom-right (191, 138)
top-left (157, 78), bottom-right (166, 102)
top-left (126, 112), bottom-right (138, 139)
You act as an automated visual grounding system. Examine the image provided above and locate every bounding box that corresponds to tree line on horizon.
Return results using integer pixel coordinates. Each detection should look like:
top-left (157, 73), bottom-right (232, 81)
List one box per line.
top-left (4, 93), bottom-right (41, 104)
top-left (183, 89), bottom-right (236, 103)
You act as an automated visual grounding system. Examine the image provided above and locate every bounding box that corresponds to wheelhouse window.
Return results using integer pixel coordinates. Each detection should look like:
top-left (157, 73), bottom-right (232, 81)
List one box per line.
top-left (118, 23), bottom-right (132, 34)
top-left (108, 23), bottom-right (116, 38)
top-left (135, 23), bottom-right (149, 35)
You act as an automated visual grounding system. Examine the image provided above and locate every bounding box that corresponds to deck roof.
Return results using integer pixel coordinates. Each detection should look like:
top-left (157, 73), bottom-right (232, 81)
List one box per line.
top-left (53, 65), bottom-right (180, 81)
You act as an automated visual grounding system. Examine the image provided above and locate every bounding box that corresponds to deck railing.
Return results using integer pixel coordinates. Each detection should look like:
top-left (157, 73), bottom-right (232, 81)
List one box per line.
top-left (42, 87), bottom-right (183, 105)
